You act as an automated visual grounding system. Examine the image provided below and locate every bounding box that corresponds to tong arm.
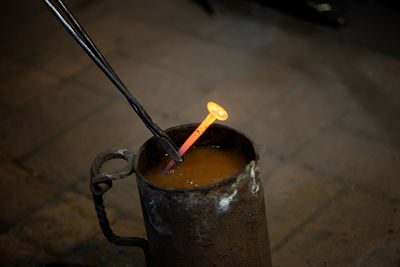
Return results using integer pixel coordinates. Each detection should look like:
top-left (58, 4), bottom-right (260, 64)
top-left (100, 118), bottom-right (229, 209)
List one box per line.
top-left (43, 0), bottom-right (183, 163)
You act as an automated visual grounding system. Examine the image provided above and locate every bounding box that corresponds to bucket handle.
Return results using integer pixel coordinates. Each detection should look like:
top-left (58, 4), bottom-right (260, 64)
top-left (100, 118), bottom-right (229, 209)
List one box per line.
top-left (90, 149), bottom-right (151, 265)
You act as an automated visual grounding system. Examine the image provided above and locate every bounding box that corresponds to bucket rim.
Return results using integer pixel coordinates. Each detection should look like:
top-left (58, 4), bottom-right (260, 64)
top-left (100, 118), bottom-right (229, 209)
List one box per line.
top-left (134, 123), bottom-right (260, 193)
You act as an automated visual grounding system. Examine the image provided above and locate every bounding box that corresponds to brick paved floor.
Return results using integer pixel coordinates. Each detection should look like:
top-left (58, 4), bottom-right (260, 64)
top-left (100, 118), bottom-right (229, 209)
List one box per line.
top-left (1, 0), bottom-right (399, 266)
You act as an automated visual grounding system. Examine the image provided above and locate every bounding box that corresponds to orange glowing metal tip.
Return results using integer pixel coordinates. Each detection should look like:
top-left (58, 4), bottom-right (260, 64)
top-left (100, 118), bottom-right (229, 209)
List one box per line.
top-left (164, 102), bottom-right (228, 173)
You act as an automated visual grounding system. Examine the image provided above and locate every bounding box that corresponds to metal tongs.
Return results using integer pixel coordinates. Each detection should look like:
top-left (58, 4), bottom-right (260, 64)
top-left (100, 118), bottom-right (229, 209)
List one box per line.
top-left (43, 0), bottom-right (183, 163)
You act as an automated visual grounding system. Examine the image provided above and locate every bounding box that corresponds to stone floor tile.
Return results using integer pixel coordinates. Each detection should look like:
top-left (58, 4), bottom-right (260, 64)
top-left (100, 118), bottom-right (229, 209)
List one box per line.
top-left (86, 14), bottom-right (174, 58)
top-left (207, 12), bottom-right (284, 52)
top-left (0, 3), bottom-right (66, 79)
top-left (0, 161), bottom-right (59, 233)
top-left (0, 101), bottom-right (13, 121)
top-left (259, 150), bottom-right (282, 182)
top-left (160, 7), bottom-right (223, 40)
top-left (0, 148), bottom-right (7, 161)
top-left (0, 232), bottom-right (44, 266)
top-left (131, 31), bottom-right (259, 85)
top-left (272, 191), bottom-right (400, 267)
top-left (26, 1), bottom-right (116, 80)
top-left (59, 230), bottom-right (146, 267)
top-left (23, 100), bottom-right (149, 187)
top-left (337, 107), bottom-right (394, 143)
top-left (36, 42), bottom-right (94, 80)
top-left (0, 80), bottom-right (107, 160)
top-left (264, 163), bottom-right (342, 250)
top-left (353, 50), bottom-right (400, 99)
top-left (294, 124), bottom-right (400, 200)
top-left (175, 65), bottom-right (292, 130)
top-left (0, 83), bottom-right (105, 161)
top-left (105, 219), bottom-right (147, 242)
top-left (98, 178), bottom-right (144, 225)
top-left (0, 191), bottom-right (103, 266)
top-left (246, 80), bottom-right (346, 159)
top-left (74, 55), bottom-right (212, 117)
top-left (326, 54), bottom-right (400, 150)
top-left (0, 69), bottom-right (59, 109)
top-left (106, 0), bottom-right (187, 26)
top-left (70, 52), bottom-right (125, 96)
top-left (1, 0), bottom-right (111, 63)
top-left (359, 229), bottom-right (400, 267)
top-left (334, 93), bottom-right (400, 152)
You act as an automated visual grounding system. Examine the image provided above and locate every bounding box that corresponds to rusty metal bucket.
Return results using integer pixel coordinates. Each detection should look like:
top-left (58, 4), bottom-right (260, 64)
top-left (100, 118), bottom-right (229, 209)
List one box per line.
top-left (90, 123), bottom-right (272, 266)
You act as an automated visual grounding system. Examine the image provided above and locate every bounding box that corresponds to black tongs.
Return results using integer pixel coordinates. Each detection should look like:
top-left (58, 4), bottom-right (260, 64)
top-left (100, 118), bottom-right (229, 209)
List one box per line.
top-left (43, 0), bottom-right (183, 163)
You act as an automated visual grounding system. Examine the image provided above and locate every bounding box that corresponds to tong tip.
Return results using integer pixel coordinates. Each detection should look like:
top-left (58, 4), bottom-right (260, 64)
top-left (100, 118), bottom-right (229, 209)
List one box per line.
top-left (157, 136), bottom-right (183, 163)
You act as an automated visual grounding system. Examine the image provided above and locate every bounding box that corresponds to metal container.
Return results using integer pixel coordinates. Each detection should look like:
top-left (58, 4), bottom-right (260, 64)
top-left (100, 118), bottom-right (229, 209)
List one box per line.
top-left (90, 123), bottom-right (272, 266)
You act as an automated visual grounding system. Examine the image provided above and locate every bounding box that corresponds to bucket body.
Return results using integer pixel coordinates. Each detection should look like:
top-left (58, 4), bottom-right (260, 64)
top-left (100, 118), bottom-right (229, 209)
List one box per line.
top-left (134, 124), bottom-right (272, 266)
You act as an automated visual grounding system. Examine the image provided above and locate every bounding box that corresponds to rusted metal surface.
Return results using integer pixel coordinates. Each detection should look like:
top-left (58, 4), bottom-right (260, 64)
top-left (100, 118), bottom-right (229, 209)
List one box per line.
top-left (135, 124), bottom-right (272, 266)
top-left (91, 123), bottom-right (272, 266)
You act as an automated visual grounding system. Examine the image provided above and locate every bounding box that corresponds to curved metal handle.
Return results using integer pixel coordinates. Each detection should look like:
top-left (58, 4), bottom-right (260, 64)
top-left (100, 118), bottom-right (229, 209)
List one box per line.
top-left (90, 149), bottom-right (151, 265)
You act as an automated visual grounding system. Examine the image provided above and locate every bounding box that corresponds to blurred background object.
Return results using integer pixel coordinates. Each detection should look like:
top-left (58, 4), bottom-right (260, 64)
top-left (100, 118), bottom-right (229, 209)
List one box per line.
top-left (195, 0), bottom-right (399, 27)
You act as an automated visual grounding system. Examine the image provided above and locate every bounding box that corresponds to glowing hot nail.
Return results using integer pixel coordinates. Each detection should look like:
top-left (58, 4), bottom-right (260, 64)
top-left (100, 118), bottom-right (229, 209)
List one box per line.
top-left (164, 102), bottom-right (228, 173)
